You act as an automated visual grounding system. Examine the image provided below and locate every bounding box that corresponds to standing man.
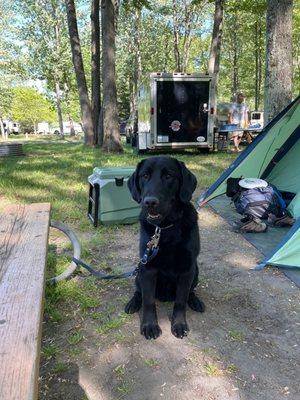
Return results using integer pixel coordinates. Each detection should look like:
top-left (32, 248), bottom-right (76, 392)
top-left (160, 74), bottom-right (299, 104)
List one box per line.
top-left (228, 92), bottom-right (249, 152)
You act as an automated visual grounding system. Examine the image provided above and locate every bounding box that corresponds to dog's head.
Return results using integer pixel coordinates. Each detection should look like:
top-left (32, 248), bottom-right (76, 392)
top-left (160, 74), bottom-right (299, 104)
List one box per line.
top-left (128, 156), bottom-right (197, 225)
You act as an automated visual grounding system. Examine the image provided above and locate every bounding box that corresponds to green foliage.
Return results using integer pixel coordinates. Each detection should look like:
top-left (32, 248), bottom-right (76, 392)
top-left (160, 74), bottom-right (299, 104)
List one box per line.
top-left (13, 0), bottom-right (82, 122)
top-left (1, 0), bottom-right (299, 122)
top-left (218, 0), bottom-right (267, 109)
top-left (10, 87), bottom-right (56, 129)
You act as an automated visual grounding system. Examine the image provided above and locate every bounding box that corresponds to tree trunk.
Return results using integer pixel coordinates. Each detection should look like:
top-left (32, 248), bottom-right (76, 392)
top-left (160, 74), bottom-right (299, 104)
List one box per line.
top-left (254, 20), bottom-right (259, 110)
top-left (133, 8), bottom-right (142, 134)
top-left (264, 0), bottom-right (293, 123)
top-left (64, 83), bottom-right (75, 136)
top-left (172, 0), bottom-right (181, 72)
top-left (208, 0), bottom-right (224, 119)
top-left (257, 22), bottom-right (263, 110)
top-left (231, 17), bottom-right (239, 100)
top-left (53, 4), bottom-right (64, 137)
top-left (101, 0), bottom-right (122, 152)
top-left (91, 0), bottom-right (102, 145)
top-left (254, 17), bottom-right (264, 110)
top-left (208, 0), bottom-right (224, 80)
top-left (55, 81), bottom-right (64, 135)
top-left (65, 0), bottom-right (94, 145)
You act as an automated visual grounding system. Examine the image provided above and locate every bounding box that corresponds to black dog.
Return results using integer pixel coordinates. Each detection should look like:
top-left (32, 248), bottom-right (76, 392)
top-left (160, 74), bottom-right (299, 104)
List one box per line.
top-left (125, 156), bottom-right (205, 339)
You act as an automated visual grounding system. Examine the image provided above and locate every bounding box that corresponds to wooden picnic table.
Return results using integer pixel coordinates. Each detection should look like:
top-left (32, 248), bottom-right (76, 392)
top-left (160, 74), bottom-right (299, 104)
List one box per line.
top-left (0, 203), bottom-right (50, 400)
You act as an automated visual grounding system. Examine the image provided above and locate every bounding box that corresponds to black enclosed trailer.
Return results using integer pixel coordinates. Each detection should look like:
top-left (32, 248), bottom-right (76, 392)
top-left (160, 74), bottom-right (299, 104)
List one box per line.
top-left (136, 72), bottom-right (216, 152)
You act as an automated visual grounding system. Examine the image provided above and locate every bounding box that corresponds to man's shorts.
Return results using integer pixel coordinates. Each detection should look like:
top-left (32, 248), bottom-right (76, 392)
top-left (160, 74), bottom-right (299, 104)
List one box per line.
top-left (229, 130), bottom-right (243, 139)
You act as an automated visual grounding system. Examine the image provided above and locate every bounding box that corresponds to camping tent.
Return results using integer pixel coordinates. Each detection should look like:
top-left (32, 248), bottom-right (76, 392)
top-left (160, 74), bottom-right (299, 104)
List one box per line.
top-left (197, 95), bottom-right (300, 272)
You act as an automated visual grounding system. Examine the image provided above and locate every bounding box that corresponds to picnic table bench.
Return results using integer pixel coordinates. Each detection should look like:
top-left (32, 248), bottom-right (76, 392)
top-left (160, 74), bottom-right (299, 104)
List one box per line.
top-left (0, 203), bottom-right (50, 400)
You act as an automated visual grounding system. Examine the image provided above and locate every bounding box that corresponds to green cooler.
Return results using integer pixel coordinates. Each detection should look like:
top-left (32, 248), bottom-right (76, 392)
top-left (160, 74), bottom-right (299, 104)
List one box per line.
top-left (88, 167), bottom-right (140, 226)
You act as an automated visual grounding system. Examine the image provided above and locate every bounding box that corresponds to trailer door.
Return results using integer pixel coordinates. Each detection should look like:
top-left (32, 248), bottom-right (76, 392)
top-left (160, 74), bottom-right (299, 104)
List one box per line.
top-left (156, 80), bottom-right (210, 144)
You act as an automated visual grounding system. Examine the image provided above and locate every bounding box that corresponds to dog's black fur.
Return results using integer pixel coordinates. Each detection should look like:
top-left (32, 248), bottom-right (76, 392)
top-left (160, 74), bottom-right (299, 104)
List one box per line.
top-left (125, 156), bottom-right (205, 339)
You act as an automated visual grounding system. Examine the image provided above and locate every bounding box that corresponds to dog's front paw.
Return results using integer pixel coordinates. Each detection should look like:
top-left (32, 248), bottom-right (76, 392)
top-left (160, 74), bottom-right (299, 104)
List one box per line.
top-left (124, 293), bottom-right (142, 314)
top-left (188, 292), bottom-right (205, 313)
top-left (140, 322), bottom-right (162, 340)
top-left (171, 322), bottom-right (189, 339)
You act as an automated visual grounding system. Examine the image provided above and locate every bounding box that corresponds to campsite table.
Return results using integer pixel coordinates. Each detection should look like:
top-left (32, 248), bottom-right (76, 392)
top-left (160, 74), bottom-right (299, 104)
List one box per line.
top-left (217, 127), bottom-right (263, 151)
top-left (219, 127), bottom-right (262, 137)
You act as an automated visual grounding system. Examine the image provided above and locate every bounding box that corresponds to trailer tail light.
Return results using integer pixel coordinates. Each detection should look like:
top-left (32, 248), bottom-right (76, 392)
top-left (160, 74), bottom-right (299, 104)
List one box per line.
top-left (151, 107), bottom-right (154, 115)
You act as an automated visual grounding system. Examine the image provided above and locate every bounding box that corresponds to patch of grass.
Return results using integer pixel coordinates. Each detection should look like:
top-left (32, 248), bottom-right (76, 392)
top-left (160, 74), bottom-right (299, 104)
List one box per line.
top-left (201, 347), bottom-right (215, 355)
top-left (144, 358), bottom-right (160, 367)
top-left (42, 344), bottom-right (59, 360)
top-left (203, 362), bottom-right (222, 376)
top-left (0, 141), bottom-right (236, 229)
top-left (228, 330), bottom-right (244, 341)
top-left (68, 331), bottom-right (84, 345)
top-left (78, 295), bottom-right (100, 311)
top-left (52, 362), bottom-right (68, 374)
top-left (46, 253), bottom-right (71, 280)
top-left (117, 382), bottom-right (131, 397)
top-left (82, 276), bottom-right (99, 291)
top-left (90, 311), bottom-right (104, 320)
top-left (44, 304), bottom-right (63, 322)
top-left (69, 346), bottom-right (83, 358)
top-left (113, 332), bottom-right (128, 343)
top-left (45, 279), bottom-right (99, 312)
top-left (114, 364), bottom-right (126, 377)
top-left (227, 364), bottom-right (239, 374)
top-left (222, 290), bottom-right (240, 301)
top-left (96, 313), bottom-right (129, 335)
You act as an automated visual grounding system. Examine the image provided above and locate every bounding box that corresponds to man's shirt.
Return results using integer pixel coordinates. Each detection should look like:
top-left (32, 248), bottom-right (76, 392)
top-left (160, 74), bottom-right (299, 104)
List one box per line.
top-left (230, 102), bottom-right (249, 127)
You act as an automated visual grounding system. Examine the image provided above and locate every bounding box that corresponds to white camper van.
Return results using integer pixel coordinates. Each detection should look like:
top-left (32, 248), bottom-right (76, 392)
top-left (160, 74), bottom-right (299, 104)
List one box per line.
top-left (134, 72), bottom-right (216, 153)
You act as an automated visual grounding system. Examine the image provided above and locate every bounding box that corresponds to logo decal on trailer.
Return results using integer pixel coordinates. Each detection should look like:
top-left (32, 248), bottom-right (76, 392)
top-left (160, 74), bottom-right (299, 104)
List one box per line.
top-left (170, 120), bottom-right (181, 132)
top-left (197, 136), bottom-right (205, 142)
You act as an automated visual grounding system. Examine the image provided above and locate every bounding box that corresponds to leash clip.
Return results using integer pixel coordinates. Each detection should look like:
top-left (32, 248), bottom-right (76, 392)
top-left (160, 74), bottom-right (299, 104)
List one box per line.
top-left (148, 226), bottom-right (161, 249)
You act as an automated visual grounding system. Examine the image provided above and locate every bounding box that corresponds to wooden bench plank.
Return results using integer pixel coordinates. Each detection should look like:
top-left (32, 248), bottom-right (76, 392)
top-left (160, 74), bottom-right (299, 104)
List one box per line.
top-left (0, 203), bottom-right (50, 400)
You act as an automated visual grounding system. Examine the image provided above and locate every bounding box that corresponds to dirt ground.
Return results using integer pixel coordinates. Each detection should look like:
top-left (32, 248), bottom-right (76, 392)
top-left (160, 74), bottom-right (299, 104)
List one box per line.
top-left (40, 206), bottom-right (300, 400)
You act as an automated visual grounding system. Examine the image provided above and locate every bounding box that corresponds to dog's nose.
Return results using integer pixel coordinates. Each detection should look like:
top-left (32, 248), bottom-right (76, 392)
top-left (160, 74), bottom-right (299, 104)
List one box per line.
top-left (143, 196), bottom-right (159, 208)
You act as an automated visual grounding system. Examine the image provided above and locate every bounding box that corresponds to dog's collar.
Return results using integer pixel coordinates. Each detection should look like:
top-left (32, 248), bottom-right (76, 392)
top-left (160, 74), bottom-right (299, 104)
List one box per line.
top-left (147, 221), bottom-right (174, 230)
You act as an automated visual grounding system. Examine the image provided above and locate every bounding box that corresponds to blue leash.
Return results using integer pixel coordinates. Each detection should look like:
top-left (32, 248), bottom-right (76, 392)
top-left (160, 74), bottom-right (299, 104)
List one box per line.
top-left (72, 226), bottom-right (162, 280)
top-left (72, 257), bottom-right (138, 280)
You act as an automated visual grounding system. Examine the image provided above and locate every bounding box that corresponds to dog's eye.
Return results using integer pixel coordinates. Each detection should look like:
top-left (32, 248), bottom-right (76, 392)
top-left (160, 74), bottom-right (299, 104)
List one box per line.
top-left (141, 173), bottom-right (149, 180)
top-left (165, 174), bottom-right (172, 180)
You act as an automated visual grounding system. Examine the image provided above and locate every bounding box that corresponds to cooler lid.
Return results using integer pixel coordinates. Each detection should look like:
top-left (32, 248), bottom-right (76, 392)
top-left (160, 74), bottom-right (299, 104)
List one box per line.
top-left (92, 167), bottom-right (135, 179)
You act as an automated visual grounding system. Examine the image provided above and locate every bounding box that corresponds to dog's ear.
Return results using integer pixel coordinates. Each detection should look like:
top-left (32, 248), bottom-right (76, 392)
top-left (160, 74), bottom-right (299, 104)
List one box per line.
top-left (128, 160), bottom-right (145, 203)
top-left (177, 161), bottom-right (197, 203)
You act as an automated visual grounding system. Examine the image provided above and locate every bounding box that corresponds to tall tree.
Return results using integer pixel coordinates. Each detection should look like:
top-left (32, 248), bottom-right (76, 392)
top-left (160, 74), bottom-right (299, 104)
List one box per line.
top-left (254, 15), bottom-right (264, 110)
top-left (91, 0), bottom-right (102, 145)
top-left (169, 0), bottom-right (207, 72)
top-left (208, 0), bottom-right (224, 81)
top-left (264, 0), bottom-right (293, 123)
top-left (208, 0), bottom-right (224, 117)
top-left (101, 0), bottom-right (123, 152)
top-left (65, 0), bottom-right (94, 145)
